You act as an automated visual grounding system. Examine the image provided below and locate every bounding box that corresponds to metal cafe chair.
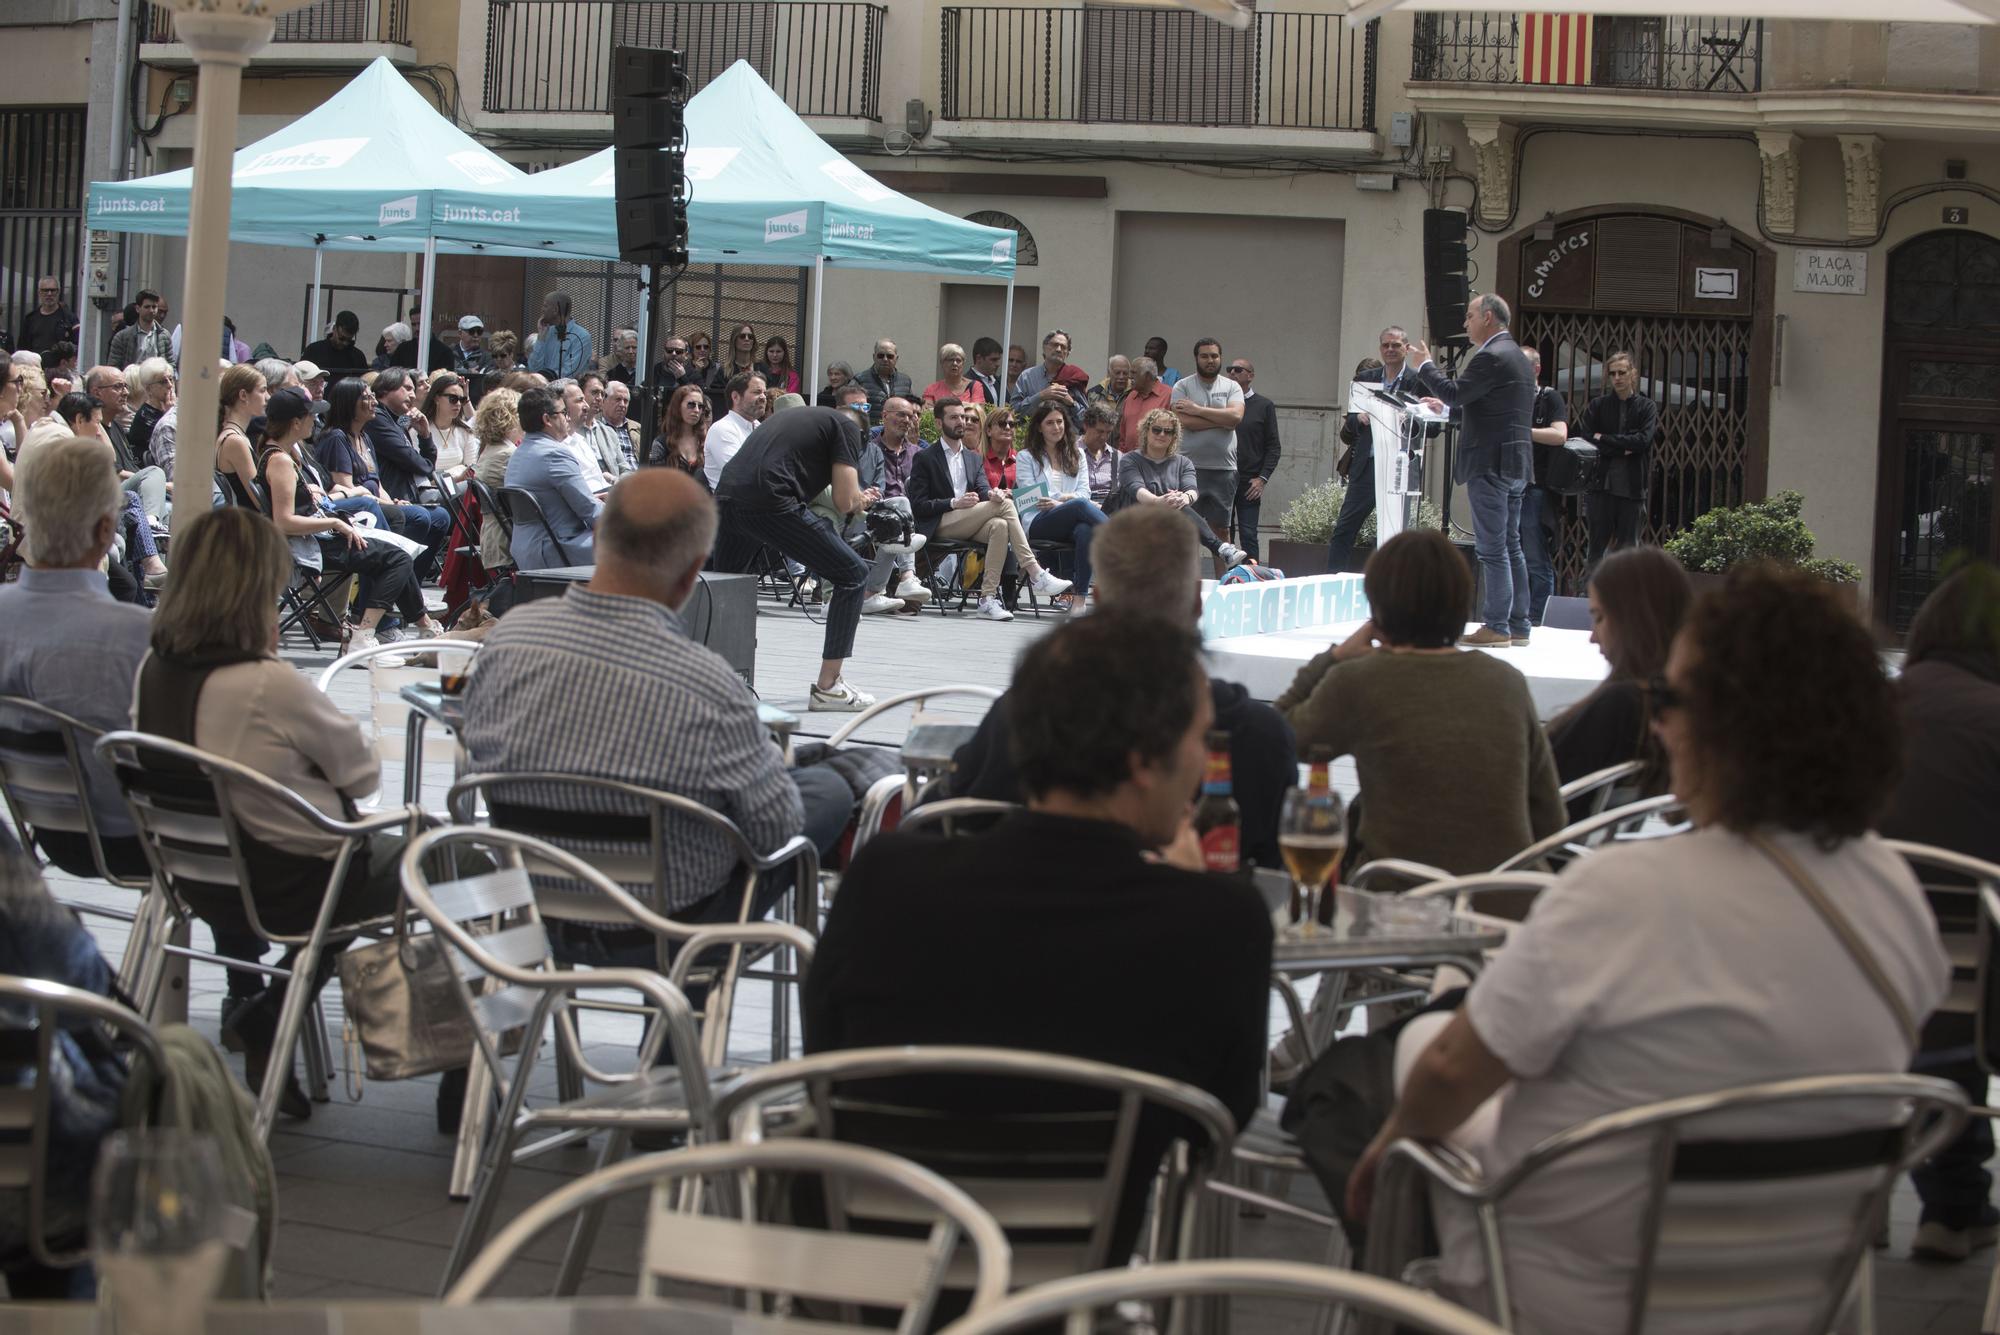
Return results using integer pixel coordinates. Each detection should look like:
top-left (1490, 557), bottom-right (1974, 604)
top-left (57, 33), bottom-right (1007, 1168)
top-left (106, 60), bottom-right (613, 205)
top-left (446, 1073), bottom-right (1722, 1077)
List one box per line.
top-left (1363, 1074), bottom-right (1968, 1335)
top-left (1491, 793), bottom-right (1686, 874)
top-left (0, 975), bottom-right (170, 1273)
top-left (93, 730), bottom-right (416, 1137)
top-left (1556, 759), bottom-right (1647, 819)
top-left (894, 798), bottom-right (1020, 839)
top-left (448, 771), bottom-right (818, 1069)
top-left (937, 1260), bottom-right (1505, 1335)
top-left (400, 824), bottom-right (816, 1295)
top-left (1403, 871), bottom-right (1562, 932)
top-left (312, 640), bottom-right (482, 810)
top-left (445, 1139), bottom-right (1013, 1330)
top-left (711, 1045), bottom-right (1236, 1294)
top-left (0, 697), bottom-right (153, 906)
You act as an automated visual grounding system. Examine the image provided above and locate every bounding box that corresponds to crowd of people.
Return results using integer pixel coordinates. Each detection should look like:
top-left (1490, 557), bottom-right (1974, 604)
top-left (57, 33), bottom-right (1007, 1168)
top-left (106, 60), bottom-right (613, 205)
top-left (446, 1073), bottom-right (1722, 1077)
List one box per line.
top-left (0, 273), bottom-right (1993, 1327)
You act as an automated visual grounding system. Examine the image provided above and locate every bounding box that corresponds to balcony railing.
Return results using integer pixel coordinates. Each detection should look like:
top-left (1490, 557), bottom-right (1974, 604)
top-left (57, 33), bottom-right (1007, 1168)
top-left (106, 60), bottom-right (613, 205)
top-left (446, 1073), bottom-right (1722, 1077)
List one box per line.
top-left (483, 0), bottom-right (885, 119)
top-left (1411, 14), bottom-right (1762, 92)
top-left (146, 0), bottom-right (410, 45)
top-left (940, 7), bottom-right (1376, 132)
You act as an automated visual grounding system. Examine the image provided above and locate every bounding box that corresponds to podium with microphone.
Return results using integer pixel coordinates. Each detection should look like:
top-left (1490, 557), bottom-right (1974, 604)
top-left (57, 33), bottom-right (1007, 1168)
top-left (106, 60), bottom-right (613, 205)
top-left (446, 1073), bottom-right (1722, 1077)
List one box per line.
top-left (1345, 381), bottom-right (1446, 548)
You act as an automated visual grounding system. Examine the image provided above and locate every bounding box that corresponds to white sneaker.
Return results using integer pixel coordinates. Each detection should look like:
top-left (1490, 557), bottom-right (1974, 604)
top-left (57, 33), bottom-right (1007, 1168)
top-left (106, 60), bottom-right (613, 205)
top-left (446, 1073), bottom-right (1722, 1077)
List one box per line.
top-left (893, 572), bottom-right (932, 605)
top-left (1028, 567), bottom-right (1073, 597)
top-left (348, 627), bottom-right (408, 668)
top-left (977, 597), bottom-right (1015, 622)
top-left (406, 619), bottom-right (443, 640)
top-left (862, 593), bottom-right (905, 615)
top-left (808, 678), bottom-right (876, 712)
top-left (1218, 543), bottom-right (1250, 568)
top-left (876, 532), bottom-right (927, 557)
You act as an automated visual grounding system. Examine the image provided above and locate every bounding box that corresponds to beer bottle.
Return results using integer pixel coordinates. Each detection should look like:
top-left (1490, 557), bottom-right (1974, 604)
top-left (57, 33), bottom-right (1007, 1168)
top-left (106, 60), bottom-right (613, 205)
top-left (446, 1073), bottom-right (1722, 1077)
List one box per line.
top-left (1193, 730), bottom-right (1240, 873)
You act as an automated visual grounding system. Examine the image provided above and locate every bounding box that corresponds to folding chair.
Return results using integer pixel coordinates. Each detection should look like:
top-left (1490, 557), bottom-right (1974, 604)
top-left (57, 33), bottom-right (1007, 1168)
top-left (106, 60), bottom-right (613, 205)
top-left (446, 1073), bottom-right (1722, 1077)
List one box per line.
top-left (400, 825), bottom-right (815, 1293)
top-left (1364, 1074), bottom-right (1968, 1335)
top-left (467, 476), bottom-right (513, 571)
top-left (278, 564), bottom-right (354, 653)
top-left (0, 975), bottom-right (170, 1273)
top-left (93, 730), bottom-right (417, 1136)
top-left (713, 1045), bottom-right (1237, 1293)
top-left (495, 485), bottom-right (573, 566)
top-left (919, 537), bottom-right (978, 614)
top-left (937, 1260), bottom-right (1504, 1335)
top-left (445, 1139), bottom-right (1011, 1325)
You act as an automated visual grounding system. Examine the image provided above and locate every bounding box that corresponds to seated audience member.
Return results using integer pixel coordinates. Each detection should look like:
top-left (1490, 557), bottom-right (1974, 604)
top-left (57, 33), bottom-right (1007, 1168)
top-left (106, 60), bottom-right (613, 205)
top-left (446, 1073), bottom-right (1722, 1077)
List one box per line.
top-left (1277, 529), bottom-right (1563, 873)
top-left (906, 398), bottom-right (1071, 623)
top-left (951, 506), bottom-right (1294, 867)
top-left (923, 342), bottom-right (987, 407)
top-left (1880, 561), bottom-right (2000, 1262)
top-left (807, 610), bottom-right (1274, 1257)
top-left (133, 508), bottom-right (415, 1120)
top-left (52, 393), bottom-right (166, 590)
top-left (841, 391), bottom-right (928, 614)
top-left (0, 434), bottom-right (156, 882)
top-left (978, 402), bottom-right (1019, 490)
top-left (365, 367), bottom-right (451, 561)
top-left (255, 389), bottom-right (442, 661)
top-left (486, 330), bottom-right (520, 375)
top-left (461, 471), bottom-right (864, 972)
top-left (1349, 563), bottom-right (1951, 1335)
top-left (127, 357), bottom-right (175, 466)
top-left (0, 850), bottom-right (129, 1299)
top-left (1079, 404), bottom-right (1120, 509)
top-left (1116, 408), bottom-right (1249, 569)
top-left (84, 365), bottom-right (168, 525)
top-left (758, 335), bottom-right (802, 396)
top-left (301, 309), bottom-right (369, 381)
top-left (1544, 544), bottom-right (1692, 815)
top-left (702, 371), bottom-right (766, 491)
top-left (649, 383), bottom-right (711, 482)
top-left (502, 388), bottom-right (600, 569)
top-left (1016, 402), bottom-right (1108, 610)
top-left (419, 371), bottom-right (478, 485)
top-left (471, 388), bottom-right (523, 576)
top-left (213, 362), bottom-right (270, 508)
top-left (315, 378), bottom-right (445, 563)
top-left (815, 359), bottom-right (853, 409)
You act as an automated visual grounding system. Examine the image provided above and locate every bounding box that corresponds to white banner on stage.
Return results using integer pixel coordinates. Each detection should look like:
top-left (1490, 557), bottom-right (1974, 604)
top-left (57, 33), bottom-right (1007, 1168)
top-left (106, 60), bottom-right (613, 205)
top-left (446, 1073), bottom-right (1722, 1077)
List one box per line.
top-left (1201, 572), bottom-right (1371, 642)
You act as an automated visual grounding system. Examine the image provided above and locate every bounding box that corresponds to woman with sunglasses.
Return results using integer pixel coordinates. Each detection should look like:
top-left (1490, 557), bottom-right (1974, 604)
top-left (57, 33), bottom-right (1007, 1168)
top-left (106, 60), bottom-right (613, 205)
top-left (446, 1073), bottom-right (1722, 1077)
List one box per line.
top-left (419, 372), bottom-right (478, 485)
top-left (758, 334), bottom-right (801, 396)
top-left (978, 406), bottom-right (1018, 490)
top-left (1114, 408), bottom-right (1250, 570)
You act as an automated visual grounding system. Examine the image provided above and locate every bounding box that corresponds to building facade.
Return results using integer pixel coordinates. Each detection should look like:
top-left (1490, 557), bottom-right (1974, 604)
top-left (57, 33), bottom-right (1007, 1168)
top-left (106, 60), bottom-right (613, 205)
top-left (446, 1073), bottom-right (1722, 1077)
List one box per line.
top-left (8, 0), bottom-right (1997, 613)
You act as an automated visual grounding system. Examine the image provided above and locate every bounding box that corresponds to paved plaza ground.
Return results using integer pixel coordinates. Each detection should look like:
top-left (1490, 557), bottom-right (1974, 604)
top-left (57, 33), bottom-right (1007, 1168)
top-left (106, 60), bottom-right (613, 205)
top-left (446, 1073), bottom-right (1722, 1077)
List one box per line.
top-left (33, 597), bottom-right (1990, 1330)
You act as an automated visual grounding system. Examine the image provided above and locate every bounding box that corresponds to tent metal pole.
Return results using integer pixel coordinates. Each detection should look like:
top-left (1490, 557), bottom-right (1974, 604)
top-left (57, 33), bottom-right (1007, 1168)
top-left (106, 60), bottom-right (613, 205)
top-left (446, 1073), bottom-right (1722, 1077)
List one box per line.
top-left (635, 263), bottom-right (652, 386)
top-left (809, 255), bottom-right (825, 405)
top-left (417, 235), bottom-right (437, 376)
top-left (309, 243), bottom-right (324, 354)
top-left (999, 274), bottom-right (1015, 404)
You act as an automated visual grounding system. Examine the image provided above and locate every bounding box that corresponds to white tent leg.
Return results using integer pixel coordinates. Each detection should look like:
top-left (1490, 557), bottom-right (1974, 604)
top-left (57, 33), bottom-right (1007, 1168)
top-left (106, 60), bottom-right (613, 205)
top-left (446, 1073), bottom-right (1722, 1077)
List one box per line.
top-left (417, 235), bottom-right (437, 376)
top-left (809, 255), bottom-right (825, 403)
top-left (309, 243), bottom-right (324, 354)
top-left (999, 274), bottom-right (1015, 403)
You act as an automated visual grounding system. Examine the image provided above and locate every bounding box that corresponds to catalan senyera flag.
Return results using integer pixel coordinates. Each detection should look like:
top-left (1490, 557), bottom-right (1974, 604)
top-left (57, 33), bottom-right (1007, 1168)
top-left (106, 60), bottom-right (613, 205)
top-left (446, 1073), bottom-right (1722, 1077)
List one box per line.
top-left (1522, 14), bottom-right (1595, 85)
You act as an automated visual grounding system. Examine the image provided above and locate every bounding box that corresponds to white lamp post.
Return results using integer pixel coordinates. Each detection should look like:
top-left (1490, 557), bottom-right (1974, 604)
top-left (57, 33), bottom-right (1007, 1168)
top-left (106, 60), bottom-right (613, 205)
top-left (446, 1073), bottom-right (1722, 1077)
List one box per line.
top-left (155, 1), bottom-right (313, 501)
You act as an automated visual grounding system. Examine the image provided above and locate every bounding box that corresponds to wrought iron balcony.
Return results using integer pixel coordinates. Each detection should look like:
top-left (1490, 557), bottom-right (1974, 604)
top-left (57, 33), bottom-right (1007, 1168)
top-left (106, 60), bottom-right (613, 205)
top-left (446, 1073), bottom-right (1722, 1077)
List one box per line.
top-left (482, 0), bottom-right (886, 120)
top-left (146, 0), bottom-right (411, 45)
top-left (940, 7), bottom-right (1376, 131)
top-left (1410, 13), bottom-right (1762, 92)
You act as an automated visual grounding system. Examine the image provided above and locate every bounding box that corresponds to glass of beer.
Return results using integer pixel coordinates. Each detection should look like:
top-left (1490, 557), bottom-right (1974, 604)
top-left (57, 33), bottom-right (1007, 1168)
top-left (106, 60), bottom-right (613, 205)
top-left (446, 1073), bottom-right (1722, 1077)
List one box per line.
top-left (1279, 784), bottom-right (1347, 936)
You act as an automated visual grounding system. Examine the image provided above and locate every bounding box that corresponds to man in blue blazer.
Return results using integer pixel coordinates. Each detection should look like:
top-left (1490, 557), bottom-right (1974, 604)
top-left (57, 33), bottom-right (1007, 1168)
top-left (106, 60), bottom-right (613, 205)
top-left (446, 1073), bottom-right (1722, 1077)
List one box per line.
top-left (503, 387), bottom-right (601, 569)
top-left (1408, 294), bottom-right (1538, 647)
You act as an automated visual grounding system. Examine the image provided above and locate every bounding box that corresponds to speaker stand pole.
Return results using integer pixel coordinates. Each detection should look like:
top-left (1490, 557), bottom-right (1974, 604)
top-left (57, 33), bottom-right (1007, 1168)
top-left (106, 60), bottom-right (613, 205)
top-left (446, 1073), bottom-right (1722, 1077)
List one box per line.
top-left (1437, 342), bottom-right (1471, 543)
top-left (638, 262), bottom-right (665, 461)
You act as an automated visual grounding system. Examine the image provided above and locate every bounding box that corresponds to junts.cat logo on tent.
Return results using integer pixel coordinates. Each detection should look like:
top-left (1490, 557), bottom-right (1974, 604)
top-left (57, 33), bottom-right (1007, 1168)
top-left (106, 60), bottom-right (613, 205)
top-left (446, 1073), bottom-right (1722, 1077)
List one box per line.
top-left (378, 196), bottom-right (419, 226)
top-left (765, 210), bottom-right (808, 243)
top-left (237, 138), bottom-right (368, 179)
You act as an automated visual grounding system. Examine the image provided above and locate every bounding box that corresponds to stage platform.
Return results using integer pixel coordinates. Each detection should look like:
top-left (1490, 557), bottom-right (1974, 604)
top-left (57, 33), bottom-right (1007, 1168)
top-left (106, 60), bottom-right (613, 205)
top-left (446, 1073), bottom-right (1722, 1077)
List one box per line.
top-left (1200, 571), bottom-right (1609, 717)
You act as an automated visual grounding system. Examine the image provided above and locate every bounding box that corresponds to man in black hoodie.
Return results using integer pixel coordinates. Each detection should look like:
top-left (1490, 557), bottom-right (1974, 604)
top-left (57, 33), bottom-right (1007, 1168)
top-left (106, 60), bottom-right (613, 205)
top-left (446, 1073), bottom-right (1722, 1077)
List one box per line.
top-left (949, 505), bottom-right (1295, 867)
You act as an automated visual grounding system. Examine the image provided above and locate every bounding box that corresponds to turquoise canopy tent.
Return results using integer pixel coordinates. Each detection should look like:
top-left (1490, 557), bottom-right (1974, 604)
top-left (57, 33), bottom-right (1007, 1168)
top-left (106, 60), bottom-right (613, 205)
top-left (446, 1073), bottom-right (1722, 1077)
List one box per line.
top-left (86, 58), bottom-right (526, 368)
top-left (429, 61), bottom-right (1018, 383)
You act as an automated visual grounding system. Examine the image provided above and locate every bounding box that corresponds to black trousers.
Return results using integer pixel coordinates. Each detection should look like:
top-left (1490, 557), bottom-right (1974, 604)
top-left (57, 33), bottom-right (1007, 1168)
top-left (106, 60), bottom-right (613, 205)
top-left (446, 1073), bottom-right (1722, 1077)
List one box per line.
top-left (1586, 491), bottom-right (1644, 567)
top-left (712, 500), bottom-right (868, 661)
top-left (1232, 476), bottom-right (1265, 562)
top-left (322, 540), bottom-right (426, 621)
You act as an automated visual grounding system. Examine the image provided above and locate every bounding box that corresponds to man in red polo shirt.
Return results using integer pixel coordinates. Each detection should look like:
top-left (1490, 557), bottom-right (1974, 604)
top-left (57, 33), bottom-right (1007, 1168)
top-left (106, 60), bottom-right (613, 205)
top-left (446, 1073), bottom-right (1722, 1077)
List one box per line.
top-left (1117, 355), bottom-right (1176, 453)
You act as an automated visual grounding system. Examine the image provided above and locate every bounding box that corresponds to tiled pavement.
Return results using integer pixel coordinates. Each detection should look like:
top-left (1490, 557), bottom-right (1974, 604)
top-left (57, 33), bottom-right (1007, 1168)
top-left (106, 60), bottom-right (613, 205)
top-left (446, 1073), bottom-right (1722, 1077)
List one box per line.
top-left (17, 597), bottom-right (1993, 1329)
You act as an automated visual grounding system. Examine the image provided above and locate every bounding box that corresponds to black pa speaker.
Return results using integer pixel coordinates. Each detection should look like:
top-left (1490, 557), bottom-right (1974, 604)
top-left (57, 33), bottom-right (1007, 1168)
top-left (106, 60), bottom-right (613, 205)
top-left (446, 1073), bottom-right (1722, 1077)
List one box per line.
top-left (1423, 208), bottom-right (1471, 349)
top-left (612, 46), bottom-right (691, 269)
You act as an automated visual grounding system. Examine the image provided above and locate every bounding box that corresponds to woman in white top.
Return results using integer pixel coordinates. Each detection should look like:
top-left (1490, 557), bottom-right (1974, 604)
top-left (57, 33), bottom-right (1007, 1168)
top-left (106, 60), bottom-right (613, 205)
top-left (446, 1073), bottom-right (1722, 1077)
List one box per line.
top-left (1016, 402), bottom-right (1108, 610)
top-left (1349, 563), bottom-right (1951, 1335)
top-left (418, 371), bottom-right (477, 485)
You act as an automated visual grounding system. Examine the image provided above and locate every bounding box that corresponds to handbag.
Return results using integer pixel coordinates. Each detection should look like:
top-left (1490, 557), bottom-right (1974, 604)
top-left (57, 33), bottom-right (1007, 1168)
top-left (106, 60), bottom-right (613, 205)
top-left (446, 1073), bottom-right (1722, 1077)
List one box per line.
top-left (1544, 438), bottom-right (1601, 496)
top-left (335, 910), bottom-right (479, 1086)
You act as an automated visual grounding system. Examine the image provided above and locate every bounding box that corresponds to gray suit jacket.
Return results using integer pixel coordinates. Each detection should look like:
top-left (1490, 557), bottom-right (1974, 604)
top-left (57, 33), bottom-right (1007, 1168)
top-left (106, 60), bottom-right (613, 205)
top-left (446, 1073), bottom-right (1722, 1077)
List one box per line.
top-left (1414, 332), bottom-right (1536, 485)
top-left (502, 434), bottom-right (601, 568)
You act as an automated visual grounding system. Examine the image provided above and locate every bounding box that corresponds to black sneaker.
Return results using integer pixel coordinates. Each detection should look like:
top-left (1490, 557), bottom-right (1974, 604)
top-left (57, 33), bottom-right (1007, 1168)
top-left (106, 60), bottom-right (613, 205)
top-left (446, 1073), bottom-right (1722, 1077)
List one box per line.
top-left (218, 991), bottom-right (263, 1054)
top-left (234, 997), bottom-right (312, 1122)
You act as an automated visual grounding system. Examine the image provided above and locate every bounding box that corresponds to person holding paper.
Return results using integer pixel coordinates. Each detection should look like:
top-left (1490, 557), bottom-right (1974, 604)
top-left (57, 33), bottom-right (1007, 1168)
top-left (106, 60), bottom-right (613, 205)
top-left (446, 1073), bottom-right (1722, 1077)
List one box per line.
top-left (1017, 402), bottom-right (1108, 611)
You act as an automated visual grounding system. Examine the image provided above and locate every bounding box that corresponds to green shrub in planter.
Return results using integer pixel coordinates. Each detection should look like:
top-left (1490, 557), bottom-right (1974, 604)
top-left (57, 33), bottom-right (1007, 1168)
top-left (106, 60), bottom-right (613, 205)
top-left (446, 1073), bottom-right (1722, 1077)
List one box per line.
top-left (1662, 489), bottom-right (1860, 584)
top-left (1277, 480), bottom-right (1441, 547)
